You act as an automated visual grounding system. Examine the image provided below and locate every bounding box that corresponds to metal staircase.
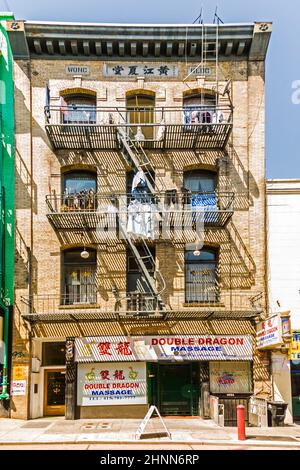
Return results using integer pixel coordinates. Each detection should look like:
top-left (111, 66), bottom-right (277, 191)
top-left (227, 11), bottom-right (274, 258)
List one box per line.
top-left (115, 128), bottom-right (167, 314)
top-left (118, 128), bottom-right (165, 193)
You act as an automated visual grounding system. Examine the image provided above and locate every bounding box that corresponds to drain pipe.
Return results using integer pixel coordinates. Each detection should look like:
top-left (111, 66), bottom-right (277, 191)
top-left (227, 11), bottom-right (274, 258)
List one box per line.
top-left (0, 186), bottom-right (9, 400)
top-left (0, 300), bottom-right (9, 400)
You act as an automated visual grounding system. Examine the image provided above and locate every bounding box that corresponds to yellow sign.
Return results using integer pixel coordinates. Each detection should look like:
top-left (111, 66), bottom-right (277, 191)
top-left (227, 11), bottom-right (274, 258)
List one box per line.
top-left (290, 331), bottom-right (300, 361)
top-left (13, 366), bottom-right (28, 381)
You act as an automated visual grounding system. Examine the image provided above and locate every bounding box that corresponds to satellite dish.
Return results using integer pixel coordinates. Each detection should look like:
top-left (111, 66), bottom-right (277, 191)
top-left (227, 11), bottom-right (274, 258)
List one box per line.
top-left (222, 80), bottom-right (231, 96)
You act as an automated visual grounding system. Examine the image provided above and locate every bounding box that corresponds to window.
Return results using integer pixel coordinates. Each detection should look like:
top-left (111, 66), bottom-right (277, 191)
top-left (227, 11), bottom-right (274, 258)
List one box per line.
top-left (42, 342), bottom-right (66, 366)
top-left (127, 247), bottom-right (157, 312)
top-left (62, 171), bottom-right (97, 211)
top-left (183, 93), bottom-right (217, 126)
top-left (62, 248), bottom-right (97, 305)
top-left (183, 170), bottom-right (217, 221)
top-left (185, 248), bottom-right (219, 303)
top-left (126, 93), bottom-right (155, 140)
top-left (184, 170), bottom-right (216, 193)
top-left (60, 95), bottom-right (96, 124)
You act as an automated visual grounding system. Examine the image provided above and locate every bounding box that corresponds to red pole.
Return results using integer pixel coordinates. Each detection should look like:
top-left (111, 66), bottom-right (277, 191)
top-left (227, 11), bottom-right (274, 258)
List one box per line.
top-left (237, 405), bottom-right (246, 441)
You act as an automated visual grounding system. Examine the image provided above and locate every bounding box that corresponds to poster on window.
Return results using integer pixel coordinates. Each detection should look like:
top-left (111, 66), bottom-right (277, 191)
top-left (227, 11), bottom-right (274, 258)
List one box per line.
top-left (210, 362), bottom-right (252, 394)
top-left (77, 361), bottom-right (147, 406)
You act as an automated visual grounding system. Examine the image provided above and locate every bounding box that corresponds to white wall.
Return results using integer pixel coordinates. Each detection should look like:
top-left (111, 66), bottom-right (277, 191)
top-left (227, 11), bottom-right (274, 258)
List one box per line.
top-left (267, 180), bottom-right (300, 329)
top-left (267, 180), bottom-right (300, 423)
top-left (271, 352), bottom-right (293, 424)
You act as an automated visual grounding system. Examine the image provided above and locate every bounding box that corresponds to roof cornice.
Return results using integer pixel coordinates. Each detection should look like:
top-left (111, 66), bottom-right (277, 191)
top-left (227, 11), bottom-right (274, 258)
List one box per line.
top-left (6, 20), bottom-right (272, 61)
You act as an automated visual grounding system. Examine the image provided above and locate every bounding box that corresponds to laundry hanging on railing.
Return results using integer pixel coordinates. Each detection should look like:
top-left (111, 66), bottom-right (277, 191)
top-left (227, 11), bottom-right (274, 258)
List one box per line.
top-left (157, 119), bottom-right (166, 141)
top-left (183, 107), bottom-right (224, 126)
top-left (59, 96), bottom-right (69, 120)
top-left (191, 193), bottom-right (218, 224)
top-left (127, 200), bottom-right (157, 239)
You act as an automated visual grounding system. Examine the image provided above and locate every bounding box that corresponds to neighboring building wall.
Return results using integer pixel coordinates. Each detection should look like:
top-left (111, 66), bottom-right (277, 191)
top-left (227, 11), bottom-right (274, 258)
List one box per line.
top-left (0, 12), bottom-right (15, 415)
top-left (267, 180), bottom-right (300, 326)
top-left (267, 179), bottom-right (300, 423)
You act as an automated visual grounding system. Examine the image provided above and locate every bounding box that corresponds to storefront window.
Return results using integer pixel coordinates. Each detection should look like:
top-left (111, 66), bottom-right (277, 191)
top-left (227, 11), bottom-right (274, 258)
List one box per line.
top-left (210, 361), bottom-right (252, 394)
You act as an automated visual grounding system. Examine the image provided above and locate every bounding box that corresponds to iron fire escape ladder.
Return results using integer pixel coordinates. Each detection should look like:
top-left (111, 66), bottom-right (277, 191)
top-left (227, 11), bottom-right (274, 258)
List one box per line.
top-left (116, 203), bottom-right (166, 314)
top-left (117, 128), bottom-right (166, 194)
top-left (115, 125), bottom-right (167, 313)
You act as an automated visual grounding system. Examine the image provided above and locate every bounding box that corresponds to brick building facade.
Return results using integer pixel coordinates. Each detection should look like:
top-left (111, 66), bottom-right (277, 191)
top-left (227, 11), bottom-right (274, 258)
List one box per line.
top-left (8, 20), bottom-right (272, 422)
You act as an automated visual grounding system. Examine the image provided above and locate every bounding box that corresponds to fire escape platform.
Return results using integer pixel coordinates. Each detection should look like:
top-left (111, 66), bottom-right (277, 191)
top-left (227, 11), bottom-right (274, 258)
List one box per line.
top-left (22, 308), bottom-right (262, 324)
top-left (45, 123), bottom-right (232, 151)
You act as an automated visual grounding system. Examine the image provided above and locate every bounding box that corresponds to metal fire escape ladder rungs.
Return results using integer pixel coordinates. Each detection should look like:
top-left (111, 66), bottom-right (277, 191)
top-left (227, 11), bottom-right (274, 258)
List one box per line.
top-left (116, 127), bottom-right (167, 313)
top-left (117, 128), bottom-right (165, 195)
top-left (118, 215), bottom-right (166, 313)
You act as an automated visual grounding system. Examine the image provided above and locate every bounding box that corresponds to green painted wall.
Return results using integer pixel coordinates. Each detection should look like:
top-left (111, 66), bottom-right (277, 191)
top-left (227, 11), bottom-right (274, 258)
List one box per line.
top-left (0, 13), bottom-right (15, 307)
top-left (0, 13), bottom-right (15, 398)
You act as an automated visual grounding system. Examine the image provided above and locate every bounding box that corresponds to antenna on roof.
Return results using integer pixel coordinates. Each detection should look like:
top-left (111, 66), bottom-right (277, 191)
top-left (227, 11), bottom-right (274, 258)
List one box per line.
top-left (192, 6), bottom-right (203, 24)
top-left (213, 6), bottom-right (224, 24)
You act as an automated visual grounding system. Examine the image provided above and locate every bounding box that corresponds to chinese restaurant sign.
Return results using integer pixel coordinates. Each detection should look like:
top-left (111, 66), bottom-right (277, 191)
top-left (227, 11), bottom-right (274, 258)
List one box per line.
top-left (75, 335), bottom-right (253, 362)
top-left (103, 64), bottom-right (178, 77)
top-left (77, 362), bottom-right (146, 406)
top-left (210, 361), bottom-right (252, 394)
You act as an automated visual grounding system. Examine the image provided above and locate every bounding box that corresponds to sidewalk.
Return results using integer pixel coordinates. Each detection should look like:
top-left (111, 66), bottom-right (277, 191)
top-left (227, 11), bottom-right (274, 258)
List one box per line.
top-left (0, 417), bottom-right (300, 448)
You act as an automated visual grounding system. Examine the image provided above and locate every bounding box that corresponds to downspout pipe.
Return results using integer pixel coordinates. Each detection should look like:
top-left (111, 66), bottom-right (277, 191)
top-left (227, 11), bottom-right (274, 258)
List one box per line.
top-left (0, 300), bottom-right (9, 400)
top-left (0, 187), bottom-right (9, 400)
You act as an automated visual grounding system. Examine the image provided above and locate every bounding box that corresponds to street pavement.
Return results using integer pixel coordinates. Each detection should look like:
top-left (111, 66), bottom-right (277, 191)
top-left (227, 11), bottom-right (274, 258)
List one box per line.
top-left (0, 416), bottom-right (299, 449)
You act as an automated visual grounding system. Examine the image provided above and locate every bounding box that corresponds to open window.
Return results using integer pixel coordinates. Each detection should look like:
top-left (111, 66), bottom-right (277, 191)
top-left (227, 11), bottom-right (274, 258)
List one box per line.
top-left (62, 170), bottom-right (97, 211)
top-left (183, 170), bottom-right (217, 217)
top-left (60, 91), bottom-right (96, 124)
top-left (182, 90), bottom-right (220, 126)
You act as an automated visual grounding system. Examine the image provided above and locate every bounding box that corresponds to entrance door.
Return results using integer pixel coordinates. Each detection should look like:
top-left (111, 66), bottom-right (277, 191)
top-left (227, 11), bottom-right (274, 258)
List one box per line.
top-left (44, 369), bottom-right (66, 416)
top-left (150, 363), bottom-right (200, 416)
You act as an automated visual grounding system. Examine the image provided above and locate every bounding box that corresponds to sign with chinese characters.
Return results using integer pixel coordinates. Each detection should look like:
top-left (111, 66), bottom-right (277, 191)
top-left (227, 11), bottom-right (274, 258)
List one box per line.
top-left (13, 366), bottom-right (28, 381)
top-left (210, 362), bottom-right (252, 394)
top-left (77, 361), bottom-right (147, 406)
top-left (256, 315), bottom-right (283, 349)
top-left (65, 65), bottom-right (90, 76)
top-left (103, 64), bottom-right (178, 77)
top-left (290, 331), bottom-right (300, 361)
top-left (188, 66), bottom-right (212, 76)
top-left (11, 380), bottom-right (26, 396)
top-left (75, 335), bottom-right (253, 362)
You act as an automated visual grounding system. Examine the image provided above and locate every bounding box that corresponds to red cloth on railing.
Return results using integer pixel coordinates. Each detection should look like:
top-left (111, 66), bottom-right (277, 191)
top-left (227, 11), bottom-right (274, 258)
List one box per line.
top-left (59, 96), bottom-right (69, 117)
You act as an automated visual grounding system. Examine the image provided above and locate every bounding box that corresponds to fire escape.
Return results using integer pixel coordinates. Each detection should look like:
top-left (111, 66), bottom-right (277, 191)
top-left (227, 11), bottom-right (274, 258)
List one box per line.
top-left (21, 25), bottom-right (264, 324)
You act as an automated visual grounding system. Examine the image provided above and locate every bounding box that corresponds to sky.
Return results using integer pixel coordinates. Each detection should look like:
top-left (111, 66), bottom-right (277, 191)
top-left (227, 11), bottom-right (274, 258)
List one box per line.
top-left (1, 0), bottom-right (300, 179)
